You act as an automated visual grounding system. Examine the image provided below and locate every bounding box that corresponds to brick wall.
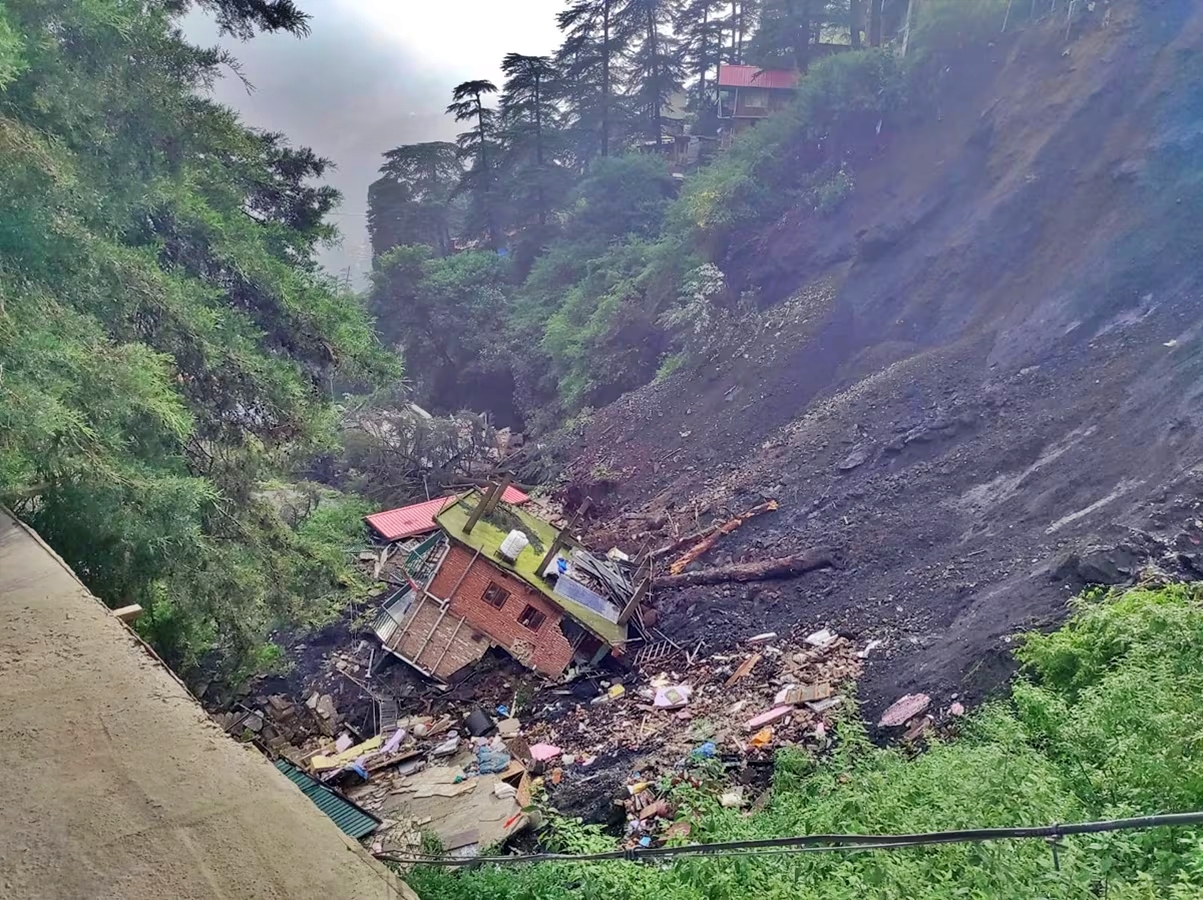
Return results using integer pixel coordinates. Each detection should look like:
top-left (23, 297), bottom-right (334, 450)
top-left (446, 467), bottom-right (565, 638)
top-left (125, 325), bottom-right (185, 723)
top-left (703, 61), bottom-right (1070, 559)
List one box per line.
top-left (429, 544), bottom-right (575, 678)
top-left (387, 593), bottom-right (489, 679)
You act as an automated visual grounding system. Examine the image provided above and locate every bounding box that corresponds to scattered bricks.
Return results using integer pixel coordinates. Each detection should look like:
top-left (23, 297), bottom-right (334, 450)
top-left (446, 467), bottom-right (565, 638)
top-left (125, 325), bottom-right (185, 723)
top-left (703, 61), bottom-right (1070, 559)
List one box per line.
top-left (775, 683), bottom-right (833, 706)
top-left (744, 706), bottom-right (793, 730)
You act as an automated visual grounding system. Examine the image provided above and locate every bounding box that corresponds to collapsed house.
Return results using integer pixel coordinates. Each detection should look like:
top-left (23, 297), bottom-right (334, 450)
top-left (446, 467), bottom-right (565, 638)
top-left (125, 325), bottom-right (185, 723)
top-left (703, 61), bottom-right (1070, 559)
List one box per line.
top-left (369, 484), bottom-right (646, 681)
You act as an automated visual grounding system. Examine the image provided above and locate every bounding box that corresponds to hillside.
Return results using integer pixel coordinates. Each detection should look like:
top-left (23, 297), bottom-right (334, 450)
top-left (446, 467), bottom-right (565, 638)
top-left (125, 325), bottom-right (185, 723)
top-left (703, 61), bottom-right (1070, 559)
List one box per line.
top-left (560, 0), bottom-right (1203, 722)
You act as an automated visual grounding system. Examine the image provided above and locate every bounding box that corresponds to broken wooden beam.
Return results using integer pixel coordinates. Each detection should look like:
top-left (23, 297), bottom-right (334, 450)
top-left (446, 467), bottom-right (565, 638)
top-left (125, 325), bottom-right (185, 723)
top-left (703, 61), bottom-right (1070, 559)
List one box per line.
top-left (725, 652), bottom-right (761, 687)
top-left (652, 549), bottom-right (837, 589)
top-left (668, 499), bottom-right (779, 575)
top-left (463, 480), bottom-right (505, 534)
top-left (537, 498), bottom-right (591, 576)
top-left (482, 472), bottom-right (513, 516)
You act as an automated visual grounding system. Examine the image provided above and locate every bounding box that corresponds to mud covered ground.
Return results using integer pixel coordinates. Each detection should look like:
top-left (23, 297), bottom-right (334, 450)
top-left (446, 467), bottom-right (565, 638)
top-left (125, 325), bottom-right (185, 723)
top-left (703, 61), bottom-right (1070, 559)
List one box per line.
top-left (556, 4), bottom-right (1203, 725)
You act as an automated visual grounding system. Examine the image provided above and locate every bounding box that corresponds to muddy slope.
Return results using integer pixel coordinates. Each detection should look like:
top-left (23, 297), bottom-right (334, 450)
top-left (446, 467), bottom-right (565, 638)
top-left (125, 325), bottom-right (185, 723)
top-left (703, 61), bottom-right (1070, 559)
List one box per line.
top-left (566, 4), bottom-right (1203, 721)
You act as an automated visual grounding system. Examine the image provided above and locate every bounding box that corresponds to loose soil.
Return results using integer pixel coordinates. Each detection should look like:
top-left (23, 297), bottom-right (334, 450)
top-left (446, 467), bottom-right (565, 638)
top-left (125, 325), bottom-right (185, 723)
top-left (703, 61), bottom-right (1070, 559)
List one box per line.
top-left (559, 5), bottom-right (1203, 725)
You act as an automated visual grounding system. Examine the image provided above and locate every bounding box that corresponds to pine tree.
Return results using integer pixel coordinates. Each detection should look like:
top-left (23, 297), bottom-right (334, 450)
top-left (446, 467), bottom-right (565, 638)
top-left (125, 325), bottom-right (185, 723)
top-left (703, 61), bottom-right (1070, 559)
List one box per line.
top-left (621, 0), bottom-right (685, 148)
top-left (556, 0), bottom-right (629, 159)
top-left (676, 0), bottom-right (726, 117)
top-left (367, 142), bottom-right (461, 257)
top-left (447, 80), bottom-right (500, 248)
top-left (746, 0), bottom-right (818, 70)
top-left (719, 0), bottom-right (759, 64)
top-left (499, 54), bottom-right (567, 228)
top-left (189, 0), bottom-right (311, 37)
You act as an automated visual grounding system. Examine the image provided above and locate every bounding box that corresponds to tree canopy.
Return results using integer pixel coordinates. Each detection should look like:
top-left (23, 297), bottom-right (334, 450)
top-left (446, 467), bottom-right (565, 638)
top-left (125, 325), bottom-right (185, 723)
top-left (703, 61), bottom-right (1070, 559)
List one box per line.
top-left (365, 0), bottom-right (906, 427)
top-left (0, 0), bottom-right (393, 690)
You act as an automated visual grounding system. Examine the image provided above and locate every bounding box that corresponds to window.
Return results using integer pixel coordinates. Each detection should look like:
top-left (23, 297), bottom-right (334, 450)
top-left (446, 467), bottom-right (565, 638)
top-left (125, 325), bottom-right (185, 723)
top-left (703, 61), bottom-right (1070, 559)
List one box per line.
top-left (742, 90), bottom-right (768, 108)
top-left (482, 582), bottom-right (510, 610)
top-left (518, 604), bottom-right (547, 632)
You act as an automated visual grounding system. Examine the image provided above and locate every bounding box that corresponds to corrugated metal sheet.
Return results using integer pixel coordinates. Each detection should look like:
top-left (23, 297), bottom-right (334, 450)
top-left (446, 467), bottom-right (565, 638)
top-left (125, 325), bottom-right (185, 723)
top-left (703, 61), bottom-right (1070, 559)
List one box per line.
top-left (274, 760), bottom-right (380, 841)
top-left (716, 63), bottom-right (799, 90)
top-left (365, 488), bottom-right (530, 541)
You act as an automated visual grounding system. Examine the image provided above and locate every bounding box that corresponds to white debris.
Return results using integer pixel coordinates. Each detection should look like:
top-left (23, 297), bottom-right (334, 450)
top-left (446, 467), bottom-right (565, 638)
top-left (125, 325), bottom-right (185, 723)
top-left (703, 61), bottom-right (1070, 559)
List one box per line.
top-left (805, 628), bottom-right (837, 648)
top-left (857, 639), bottom-right (885, 659)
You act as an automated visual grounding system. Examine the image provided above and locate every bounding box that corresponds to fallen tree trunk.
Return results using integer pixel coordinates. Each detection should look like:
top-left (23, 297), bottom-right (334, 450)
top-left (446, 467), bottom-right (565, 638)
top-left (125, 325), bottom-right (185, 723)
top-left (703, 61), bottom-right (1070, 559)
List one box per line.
top-left (652, 549), bottom-right (838, 589)
top-left (654, 499), bottom-right (779, 562)
top-left (667, 499), bottom-right (779, 575)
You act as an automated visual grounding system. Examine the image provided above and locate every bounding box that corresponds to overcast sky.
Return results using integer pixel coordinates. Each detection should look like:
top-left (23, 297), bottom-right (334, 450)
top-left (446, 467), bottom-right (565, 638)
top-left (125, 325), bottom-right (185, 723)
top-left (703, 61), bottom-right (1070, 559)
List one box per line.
top-left (185, 0), bottom-right (562, 285)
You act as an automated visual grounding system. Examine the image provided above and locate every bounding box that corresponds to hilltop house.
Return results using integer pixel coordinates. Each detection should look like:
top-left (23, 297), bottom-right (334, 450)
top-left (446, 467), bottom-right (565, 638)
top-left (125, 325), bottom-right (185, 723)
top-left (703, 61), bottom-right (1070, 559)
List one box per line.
top-left (716, 63), bottom-right (800, 141)
top-left (369, 486), bottom-right (640, 682)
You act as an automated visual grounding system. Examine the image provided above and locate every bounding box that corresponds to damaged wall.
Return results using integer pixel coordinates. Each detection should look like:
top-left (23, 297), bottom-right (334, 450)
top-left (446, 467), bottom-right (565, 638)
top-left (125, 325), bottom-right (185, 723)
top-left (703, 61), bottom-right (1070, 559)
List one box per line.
top-left (388, 591), bottom-right (491, 679)
top-left (432, 545), bottom-right (575, 677)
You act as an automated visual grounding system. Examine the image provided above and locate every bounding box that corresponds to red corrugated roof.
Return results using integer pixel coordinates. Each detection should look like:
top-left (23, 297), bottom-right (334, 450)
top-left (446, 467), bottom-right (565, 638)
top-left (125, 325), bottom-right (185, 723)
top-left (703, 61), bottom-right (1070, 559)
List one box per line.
top-left (716, 64), bottom-right (799, 90)
top-left (365, 487), bottom-right (530, 542)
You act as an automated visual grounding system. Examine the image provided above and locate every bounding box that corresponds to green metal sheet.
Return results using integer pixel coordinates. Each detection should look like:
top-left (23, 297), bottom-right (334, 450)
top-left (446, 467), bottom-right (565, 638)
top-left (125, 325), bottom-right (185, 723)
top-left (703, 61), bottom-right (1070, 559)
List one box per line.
top-left (274, 760), bottom-right (380, 841)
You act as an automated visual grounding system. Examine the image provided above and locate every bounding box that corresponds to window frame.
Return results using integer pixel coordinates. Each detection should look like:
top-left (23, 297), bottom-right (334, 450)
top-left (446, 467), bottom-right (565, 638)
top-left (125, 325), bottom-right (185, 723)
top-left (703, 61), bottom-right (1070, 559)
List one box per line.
top-left (481, 581), bottom-right (510, 610)
top-left (517, 604), bottom-right (547, 632)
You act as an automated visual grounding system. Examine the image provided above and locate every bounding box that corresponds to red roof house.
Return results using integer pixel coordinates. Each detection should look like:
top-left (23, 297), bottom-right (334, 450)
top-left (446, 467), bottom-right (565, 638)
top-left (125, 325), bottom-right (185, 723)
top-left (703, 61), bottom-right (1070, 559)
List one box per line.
top-left (371, 488), bottom-right (641, 682)
top-left (365, 487), bottom-right (529, 542)
top-left (716, 64), bottom-right (799, 140)
top-left (715, 64), bottom-right (800, 90)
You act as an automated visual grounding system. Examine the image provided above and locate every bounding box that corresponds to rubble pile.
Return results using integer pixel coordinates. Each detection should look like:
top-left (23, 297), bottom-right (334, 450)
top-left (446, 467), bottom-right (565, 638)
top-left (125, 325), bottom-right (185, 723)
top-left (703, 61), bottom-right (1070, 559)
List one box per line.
top-left (511, 629), bottom-right (870, 836)
top-left (526, 630), bottom-right (862, 768)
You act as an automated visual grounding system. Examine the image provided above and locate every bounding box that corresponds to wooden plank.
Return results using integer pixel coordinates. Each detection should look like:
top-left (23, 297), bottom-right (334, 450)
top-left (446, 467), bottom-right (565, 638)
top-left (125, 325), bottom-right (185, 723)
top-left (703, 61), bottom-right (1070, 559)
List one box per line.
top-left (725, 652), bottom-right (761, 687)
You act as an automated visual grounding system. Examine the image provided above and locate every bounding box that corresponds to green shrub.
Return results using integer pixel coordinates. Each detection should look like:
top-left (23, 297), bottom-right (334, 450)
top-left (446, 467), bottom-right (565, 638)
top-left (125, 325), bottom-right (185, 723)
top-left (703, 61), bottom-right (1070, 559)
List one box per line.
top-left (406, 583), bottom-right (1203, 899)
top-left (911, 0), bottom-right (1011, 54)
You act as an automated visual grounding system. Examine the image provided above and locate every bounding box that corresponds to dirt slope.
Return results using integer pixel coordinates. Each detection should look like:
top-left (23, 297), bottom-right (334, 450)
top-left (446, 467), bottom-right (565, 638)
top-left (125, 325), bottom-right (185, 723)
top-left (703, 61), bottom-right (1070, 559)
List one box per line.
top-left (0, 509), bottom-right (414, 900)
top-left (565, 3), bottom-right (1203, 721)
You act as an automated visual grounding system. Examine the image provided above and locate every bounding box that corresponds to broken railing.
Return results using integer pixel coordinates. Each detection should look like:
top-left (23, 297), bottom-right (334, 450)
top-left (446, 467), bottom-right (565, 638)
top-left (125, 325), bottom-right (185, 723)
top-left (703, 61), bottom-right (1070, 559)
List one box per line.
top-left (372, 533), bottom-right (449, 645)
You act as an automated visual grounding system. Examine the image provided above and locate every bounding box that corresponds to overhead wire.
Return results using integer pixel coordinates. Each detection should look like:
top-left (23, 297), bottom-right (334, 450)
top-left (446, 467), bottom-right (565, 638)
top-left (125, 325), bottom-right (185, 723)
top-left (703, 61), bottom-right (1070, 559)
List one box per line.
top-left (375, 811), bottom-right (1203, 868)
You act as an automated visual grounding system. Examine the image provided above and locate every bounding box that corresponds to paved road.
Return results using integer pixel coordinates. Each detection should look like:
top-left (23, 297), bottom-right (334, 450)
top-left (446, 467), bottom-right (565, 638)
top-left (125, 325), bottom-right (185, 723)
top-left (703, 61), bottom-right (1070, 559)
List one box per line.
top-left (0, 509), bottom-right (415, 900)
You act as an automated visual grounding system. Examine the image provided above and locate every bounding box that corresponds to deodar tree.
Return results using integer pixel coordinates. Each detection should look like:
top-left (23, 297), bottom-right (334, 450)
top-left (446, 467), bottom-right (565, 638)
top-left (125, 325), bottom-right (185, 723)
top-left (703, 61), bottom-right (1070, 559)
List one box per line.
top-left (0, 0), bottom-right (390, 690)
top-left (499, 53), bottom-right (570, 232)
top-left (367, 141), bottom-right (462, 258)
top-left (448, 79), bottom-right (501, 249)
top-left (622, 0), bottom-right (686, 149)
top-left (556, 0), bottom-right (626, 159)
top-left (677, 0), bottom-right (728, 121)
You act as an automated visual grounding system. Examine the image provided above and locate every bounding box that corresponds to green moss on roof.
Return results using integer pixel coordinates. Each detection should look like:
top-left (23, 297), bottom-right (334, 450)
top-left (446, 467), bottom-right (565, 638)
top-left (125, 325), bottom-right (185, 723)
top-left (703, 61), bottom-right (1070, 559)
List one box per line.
top-left (436, 492), bottom-right (628, 647)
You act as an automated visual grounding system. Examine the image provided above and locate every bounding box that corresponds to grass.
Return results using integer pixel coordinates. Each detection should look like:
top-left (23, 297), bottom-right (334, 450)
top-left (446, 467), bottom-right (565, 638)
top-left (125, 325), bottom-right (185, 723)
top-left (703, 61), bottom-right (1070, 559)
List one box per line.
top-left (404, 582), bottom-right (1203, 899)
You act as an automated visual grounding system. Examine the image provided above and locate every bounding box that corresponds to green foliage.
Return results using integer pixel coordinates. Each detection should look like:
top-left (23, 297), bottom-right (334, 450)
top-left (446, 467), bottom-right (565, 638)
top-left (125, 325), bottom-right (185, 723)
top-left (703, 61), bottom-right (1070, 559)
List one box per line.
top-left (810, 161), bottom-right (855, 214)
top-left (677, 48), bottom-right (906, 251)
top-left (361, 1), bottom-right (1031, 427)
top-left (369, 246), bottom-right (513, 415)
top-left (408, 583), bottom-right (1203, 899)
top-left (570, 154), bottom-right (680, 242)
top-left (0, 0), bottom-right (391, 690)
top-left (658, 262), bottom-right (735, 367)
top-left (910, 0), bottom-right (1010, 54)
top-left (368, 141), bottom-right (462, 258)
top-left (0, 6), bottom-right (25, 89)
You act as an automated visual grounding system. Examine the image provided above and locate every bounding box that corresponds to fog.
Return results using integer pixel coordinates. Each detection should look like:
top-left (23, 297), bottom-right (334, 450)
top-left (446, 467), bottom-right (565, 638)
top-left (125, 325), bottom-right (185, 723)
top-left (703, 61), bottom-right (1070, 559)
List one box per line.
top-left (186, 1), bottom-right (562, 285)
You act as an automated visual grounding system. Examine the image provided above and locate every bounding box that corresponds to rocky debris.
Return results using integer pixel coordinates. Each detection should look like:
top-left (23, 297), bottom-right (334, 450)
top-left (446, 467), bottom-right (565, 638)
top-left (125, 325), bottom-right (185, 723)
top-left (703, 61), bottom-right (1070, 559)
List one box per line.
top-left (878, 693), bottom-right (931, 728)
top-left (1054, 544), bottom-right (1146, 585)
top-left (525, 633), bottom-right (867, 823)
top-left (314, 694), bottom-right (338, 735)
top-left (837, 448), bottom-right (871, 472)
